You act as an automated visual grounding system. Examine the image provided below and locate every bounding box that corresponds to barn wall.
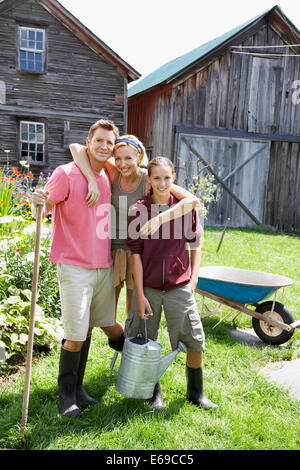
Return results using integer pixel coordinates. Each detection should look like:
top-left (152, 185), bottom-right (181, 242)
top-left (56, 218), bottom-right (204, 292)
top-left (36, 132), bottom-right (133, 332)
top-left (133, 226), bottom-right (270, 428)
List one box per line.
top-left (175, 133), bottom-right (271, 227)
top-left (171, 24), bottom-right (300, 136)
top-left (129, 21), bottom-right (300, 158)
top-left (128, 18), bottom-right (300, 231)
top-left (128, 84), bottom-right (173, 159)
top-left (265, 141), bottom-right (300, 231)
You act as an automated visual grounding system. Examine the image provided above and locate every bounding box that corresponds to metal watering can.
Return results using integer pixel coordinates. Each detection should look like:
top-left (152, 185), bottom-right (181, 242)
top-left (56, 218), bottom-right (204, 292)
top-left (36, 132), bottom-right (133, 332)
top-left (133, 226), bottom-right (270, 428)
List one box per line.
top-left (115, 320), bottom-right (187, 399)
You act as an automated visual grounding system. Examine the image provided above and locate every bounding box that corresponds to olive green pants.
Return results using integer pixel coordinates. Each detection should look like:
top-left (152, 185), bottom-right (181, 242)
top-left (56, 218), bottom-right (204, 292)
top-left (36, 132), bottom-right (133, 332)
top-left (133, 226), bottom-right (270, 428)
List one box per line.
top-left (125, 283), bottom-right (205, 352)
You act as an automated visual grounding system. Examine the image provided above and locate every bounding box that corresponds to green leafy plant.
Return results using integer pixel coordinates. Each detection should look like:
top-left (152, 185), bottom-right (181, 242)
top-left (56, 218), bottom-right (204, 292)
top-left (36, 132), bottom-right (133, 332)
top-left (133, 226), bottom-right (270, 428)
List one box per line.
top-left (0, 166), bottom-right (34, 218)
top-left (1, 220), bottom-right (61, 318)
top-left (187, 164), bottom-right (219, 220)
top-left (0, 286), bottom-right (63, 365)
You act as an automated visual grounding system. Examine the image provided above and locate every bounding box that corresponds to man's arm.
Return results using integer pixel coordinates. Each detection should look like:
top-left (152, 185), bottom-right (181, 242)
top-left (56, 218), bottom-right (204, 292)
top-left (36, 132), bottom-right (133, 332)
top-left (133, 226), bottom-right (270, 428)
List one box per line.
top-left (131, 253), bottom-right (153, 320)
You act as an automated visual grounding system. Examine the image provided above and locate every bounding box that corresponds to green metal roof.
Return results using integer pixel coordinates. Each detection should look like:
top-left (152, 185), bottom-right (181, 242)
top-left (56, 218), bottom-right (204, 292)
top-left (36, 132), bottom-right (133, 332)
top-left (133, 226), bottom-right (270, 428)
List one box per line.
top-left (128, 7), bottom-right (274, 97)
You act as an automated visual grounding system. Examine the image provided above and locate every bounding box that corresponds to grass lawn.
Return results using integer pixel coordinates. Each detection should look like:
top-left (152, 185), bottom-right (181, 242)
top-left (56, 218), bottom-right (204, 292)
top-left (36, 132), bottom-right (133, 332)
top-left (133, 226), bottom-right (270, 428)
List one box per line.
top-left (0, 226), bottom-right (299, 450)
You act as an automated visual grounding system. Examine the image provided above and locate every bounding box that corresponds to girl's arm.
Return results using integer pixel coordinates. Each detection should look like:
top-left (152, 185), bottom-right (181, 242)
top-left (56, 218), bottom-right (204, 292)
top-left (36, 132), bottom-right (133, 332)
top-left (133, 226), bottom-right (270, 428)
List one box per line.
top-left (140, 197), bottom-right (199, 237)
top-left (131, 254), bottom-right (153, 320)
top-left (190, 245), bottom-right (202, 290)
top-left (69, 143), bottom-right (117, 206)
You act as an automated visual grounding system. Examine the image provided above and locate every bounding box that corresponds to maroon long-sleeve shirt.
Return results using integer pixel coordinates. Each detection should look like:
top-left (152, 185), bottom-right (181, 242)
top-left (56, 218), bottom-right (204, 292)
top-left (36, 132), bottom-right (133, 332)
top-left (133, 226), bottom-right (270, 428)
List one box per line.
top-left (126, 192), bottom-right (202, 291)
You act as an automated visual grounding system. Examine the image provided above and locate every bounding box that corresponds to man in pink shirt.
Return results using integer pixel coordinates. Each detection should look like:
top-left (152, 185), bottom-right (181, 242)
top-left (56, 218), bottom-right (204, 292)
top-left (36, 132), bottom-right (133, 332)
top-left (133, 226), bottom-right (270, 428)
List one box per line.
top-left (31, 119), bottom-right (124, 418)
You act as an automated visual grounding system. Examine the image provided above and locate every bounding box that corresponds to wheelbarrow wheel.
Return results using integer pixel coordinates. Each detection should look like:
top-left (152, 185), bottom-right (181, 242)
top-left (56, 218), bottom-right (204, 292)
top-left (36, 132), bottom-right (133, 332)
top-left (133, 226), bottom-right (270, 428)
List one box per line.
top-left (252, 301), bottom-right (294, 345)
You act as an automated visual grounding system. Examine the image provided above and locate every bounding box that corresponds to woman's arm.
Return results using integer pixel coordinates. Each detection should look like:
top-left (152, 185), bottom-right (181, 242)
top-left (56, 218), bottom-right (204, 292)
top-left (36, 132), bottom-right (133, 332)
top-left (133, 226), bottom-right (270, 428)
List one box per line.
top-left (104, 157), bottom-right (118, 181)
top-left (69, 143), bottom-right (99, 207)
top-left (69, 143), bottom-right (118, 206)
top-left (170, 183), bottom-right (198, 201)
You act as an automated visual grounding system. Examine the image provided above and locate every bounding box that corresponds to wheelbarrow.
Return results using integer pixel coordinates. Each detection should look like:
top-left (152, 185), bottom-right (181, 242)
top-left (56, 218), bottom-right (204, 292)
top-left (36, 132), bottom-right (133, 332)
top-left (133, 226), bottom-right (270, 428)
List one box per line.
top-left (195, 266), bottom-right (300, 345)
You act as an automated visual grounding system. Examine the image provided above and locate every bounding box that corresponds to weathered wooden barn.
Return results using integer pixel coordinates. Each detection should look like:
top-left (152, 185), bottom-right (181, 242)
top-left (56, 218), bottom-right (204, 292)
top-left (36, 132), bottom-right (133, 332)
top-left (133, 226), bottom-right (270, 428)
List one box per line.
top-left (0, 0), bottom-right (140, 176)
top-left (128, 6), bottom-right (300, 231)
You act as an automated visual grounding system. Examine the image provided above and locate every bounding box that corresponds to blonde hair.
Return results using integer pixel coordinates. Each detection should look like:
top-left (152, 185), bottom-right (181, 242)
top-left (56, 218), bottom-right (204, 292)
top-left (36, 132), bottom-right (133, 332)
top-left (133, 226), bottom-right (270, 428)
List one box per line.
top-left (147, 156), bottom-right (175, 175)
top-left (113, 134), bottom-right (148, 167)
top-left (88, 119), bottom-right (119, 141)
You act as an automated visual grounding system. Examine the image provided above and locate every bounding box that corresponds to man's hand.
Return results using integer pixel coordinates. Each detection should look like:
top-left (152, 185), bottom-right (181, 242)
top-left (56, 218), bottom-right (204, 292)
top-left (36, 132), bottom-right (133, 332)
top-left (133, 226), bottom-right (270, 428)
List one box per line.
top-left (137, 294), bottom-right (153, 320)
top-left (32, 188), bottom-right (49, 206)
top-left (31, 188), bottom-right (51, 219)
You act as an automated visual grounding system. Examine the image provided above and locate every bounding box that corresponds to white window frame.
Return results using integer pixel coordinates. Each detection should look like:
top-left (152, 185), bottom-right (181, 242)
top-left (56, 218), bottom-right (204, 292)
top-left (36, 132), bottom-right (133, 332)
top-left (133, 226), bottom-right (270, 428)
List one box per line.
top-left (20, 121), bottom-right (45, 164)
top-left (18, 26), bottom-right (45, 73)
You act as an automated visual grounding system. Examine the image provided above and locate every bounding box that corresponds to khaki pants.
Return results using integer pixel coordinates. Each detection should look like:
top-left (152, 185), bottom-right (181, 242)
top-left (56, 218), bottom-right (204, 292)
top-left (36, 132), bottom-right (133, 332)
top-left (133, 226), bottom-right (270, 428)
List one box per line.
top-left (125, 283), bottom-right (205, 352)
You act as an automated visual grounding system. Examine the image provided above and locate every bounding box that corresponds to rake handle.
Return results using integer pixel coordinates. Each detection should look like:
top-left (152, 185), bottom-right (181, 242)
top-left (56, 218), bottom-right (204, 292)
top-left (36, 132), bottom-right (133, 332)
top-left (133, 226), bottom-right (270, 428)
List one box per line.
top-left (20, 205), bottom-right (43, 443)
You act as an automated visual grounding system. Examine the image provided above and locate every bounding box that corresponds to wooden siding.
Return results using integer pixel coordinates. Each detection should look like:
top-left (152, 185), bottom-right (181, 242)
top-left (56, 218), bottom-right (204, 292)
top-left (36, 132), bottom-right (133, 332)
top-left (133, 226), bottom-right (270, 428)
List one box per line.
top-left (175, 133), bottom-right (271, 227)
top-left (128, 17), bottom-right (300, 231)
top-left (265, 141), bottom-right (300, 231)
top-left (129, 21), bottom-right (300, 159)
top-left (128, 84), bottom-right (172, 158)
top-left (0, 0), bottom-right (127, 175)
top-left (172, 24), bottom-right (300, 143)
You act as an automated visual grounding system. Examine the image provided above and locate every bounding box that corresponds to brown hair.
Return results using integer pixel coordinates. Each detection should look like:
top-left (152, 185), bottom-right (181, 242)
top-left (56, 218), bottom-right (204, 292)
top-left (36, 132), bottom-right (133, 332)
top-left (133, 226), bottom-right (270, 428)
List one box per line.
top-left (88, 119), bottom-right (119, 141)
top-left (147, 156), bottom-right (175, 175)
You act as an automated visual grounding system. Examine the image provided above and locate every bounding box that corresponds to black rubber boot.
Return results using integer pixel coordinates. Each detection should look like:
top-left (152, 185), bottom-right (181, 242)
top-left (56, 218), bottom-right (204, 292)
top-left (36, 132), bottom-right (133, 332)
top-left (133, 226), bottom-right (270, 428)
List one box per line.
top-left (58, 347), bottom-right (81, 418)
top-left (76, 336), bottom-right (98, 407)
top-left (186, 365), bottom-right (218, 409)
top-left (108, 333), bottom-right (125, 352)
top-left (150, 382), bottom-right (164, 411)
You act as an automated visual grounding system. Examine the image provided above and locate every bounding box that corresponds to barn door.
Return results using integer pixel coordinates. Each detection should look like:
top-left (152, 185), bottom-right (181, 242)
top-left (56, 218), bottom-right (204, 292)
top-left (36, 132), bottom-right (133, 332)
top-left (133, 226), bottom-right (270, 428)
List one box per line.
top-left (174, 133), bottom-right (271, 227)
top-left (248, 57), bottom-right (283, 134)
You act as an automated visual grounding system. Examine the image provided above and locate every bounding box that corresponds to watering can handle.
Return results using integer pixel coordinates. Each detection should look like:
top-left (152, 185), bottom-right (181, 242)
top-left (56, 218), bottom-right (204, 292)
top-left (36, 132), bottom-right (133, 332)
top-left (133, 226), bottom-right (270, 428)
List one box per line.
top-left (144, 316), bottom-right (148, 342)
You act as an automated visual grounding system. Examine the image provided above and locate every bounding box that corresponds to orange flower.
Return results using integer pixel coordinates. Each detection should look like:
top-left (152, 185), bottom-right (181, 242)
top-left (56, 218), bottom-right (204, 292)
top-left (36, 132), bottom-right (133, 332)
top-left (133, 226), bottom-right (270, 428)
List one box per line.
top-left (12, 167), bottom-right (20, 176)
top-left (9, 177), bottom-right (16, 182)
top-left (26, 172), bottom-right (33, 178)
top-left (22, 200), bottom-right (30, 205)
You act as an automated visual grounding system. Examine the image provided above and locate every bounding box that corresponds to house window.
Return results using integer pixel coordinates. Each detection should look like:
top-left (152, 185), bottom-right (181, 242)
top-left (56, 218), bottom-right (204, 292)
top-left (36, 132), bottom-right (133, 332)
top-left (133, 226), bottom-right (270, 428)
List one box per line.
top-left (19, 27), bottom-right (45, 72)
top-left (20, 121), bottom-right (45, 163)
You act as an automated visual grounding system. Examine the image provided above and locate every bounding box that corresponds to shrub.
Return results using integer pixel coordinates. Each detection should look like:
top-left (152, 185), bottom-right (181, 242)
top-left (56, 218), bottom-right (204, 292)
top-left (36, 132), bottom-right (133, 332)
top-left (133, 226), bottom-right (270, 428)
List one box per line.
top-left (0, 165), bottom-right (62, 375)
top-left (0, 286), bottom-right (63, 372)
top-left (1, 220), bottom-right (61, 318)
top-left (0, 165), bottom-right (34, 218)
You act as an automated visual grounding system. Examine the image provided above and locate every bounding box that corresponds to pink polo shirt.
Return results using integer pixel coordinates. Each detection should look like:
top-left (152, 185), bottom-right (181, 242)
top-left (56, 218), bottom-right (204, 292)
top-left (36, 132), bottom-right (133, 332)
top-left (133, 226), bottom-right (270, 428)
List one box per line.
top-left (45, 162), bottom-right (113, 269)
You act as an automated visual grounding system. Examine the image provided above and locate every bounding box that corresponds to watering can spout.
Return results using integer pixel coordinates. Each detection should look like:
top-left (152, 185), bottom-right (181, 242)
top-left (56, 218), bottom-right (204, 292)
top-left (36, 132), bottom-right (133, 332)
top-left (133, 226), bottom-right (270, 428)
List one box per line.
top-left (157, 341), bottom-right (187, 380)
